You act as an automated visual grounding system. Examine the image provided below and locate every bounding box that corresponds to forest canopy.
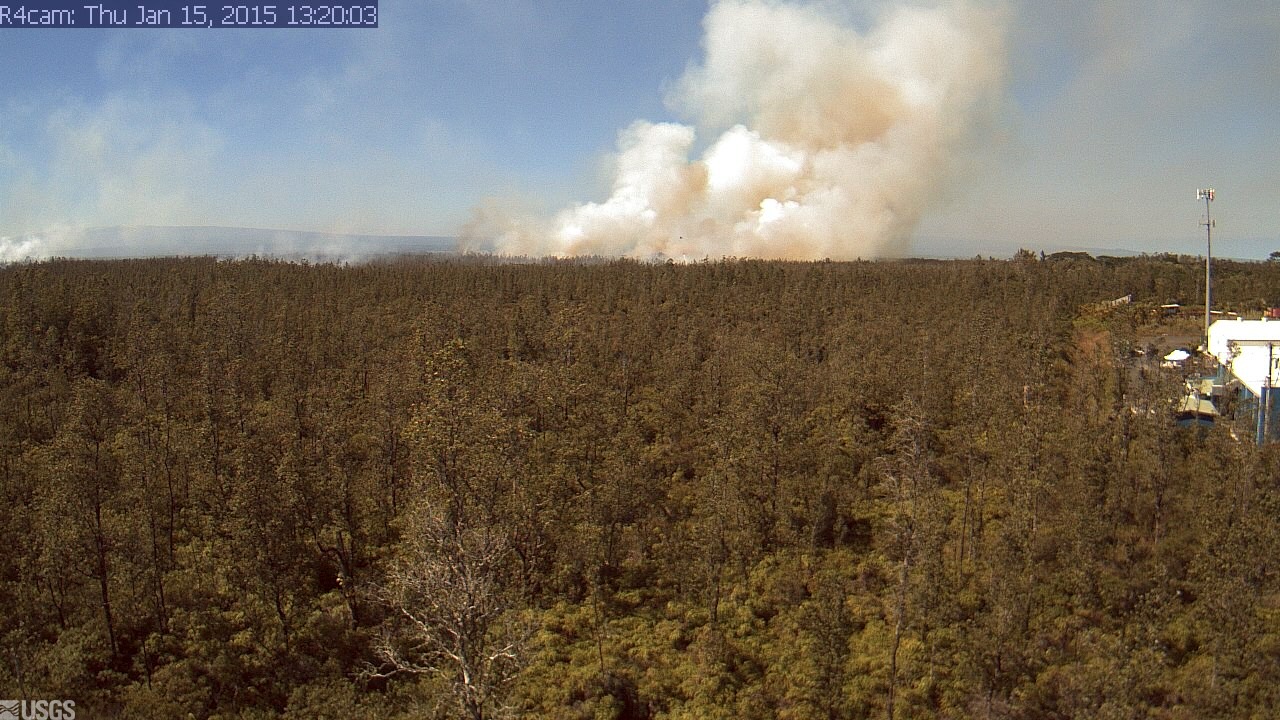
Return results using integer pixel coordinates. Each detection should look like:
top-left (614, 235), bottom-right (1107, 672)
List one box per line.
top-left (1, 253), bottom-right (1279, 719)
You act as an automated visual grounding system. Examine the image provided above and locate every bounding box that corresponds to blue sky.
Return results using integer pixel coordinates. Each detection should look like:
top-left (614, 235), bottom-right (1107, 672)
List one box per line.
top-left (1, 0), bottom-right (1277, 258)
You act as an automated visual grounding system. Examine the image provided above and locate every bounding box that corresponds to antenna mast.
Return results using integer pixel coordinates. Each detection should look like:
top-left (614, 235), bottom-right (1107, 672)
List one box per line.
top-left (1198, 187), bottom-right (1215, 347)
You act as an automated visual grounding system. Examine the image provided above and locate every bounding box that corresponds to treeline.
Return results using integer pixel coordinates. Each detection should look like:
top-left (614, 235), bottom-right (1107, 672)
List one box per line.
top-left (1, 254), bottom-right (1279, 719)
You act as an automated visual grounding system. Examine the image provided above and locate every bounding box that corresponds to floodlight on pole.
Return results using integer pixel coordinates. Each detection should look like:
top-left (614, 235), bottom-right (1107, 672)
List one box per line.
top-left (1198, 188), bottom-right (1215, 348)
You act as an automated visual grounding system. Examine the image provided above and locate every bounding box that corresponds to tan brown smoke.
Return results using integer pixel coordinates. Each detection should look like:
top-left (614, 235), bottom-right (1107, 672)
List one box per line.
top-left (486, 0), bottom-right (1008, 260)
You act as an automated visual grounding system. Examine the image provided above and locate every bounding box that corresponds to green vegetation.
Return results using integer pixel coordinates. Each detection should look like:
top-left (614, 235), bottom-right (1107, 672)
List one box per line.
top-left (2, 253), bottom-right (1280, 718)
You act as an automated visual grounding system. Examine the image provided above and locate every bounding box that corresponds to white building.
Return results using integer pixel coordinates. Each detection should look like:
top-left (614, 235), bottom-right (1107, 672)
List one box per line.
top-left (1206, 319), bottom-right (1280, 442)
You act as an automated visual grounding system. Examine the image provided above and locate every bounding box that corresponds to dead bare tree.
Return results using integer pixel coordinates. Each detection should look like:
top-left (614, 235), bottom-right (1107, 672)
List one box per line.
top-left (370, 499), bottom-right (527, 720)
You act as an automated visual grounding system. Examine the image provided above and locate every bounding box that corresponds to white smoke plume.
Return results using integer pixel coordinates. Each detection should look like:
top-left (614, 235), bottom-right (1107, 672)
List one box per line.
top-left (0, 225), bottom-right (82, 263)
top-left (487, 0), bottom-right (1008, 260)
top-left (0, 226), bottom-right (455, 264)
top-left (0, 236), bottom-right (49, 263)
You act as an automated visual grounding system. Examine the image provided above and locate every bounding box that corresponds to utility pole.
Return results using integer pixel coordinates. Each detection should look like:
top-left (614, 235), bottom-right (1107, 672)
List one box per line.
top-left (1265, 342), bottom-right (1273, 444)
top-left (1198, 188), bottom-right (1215, 347)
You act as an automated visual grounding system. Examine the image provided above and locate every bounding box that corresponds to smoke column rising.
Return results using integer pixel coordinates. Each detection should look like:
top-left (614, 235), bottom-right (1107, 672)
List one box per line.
top-left (489, 0), bottom-right (1008, 260)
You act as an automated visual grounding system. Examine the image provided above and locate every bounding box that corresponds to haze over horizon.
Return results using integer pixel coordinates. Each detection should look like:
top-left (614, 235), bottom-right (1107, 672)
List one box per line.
top-left (2, 1), bottom-right (1277, 261)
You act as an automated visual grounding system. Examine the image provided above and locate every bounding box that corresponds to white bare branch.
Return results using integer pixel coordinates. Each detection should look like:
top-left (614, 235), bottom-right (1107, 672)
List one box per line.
top-left (369, 498), bottom-right (533, 720)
